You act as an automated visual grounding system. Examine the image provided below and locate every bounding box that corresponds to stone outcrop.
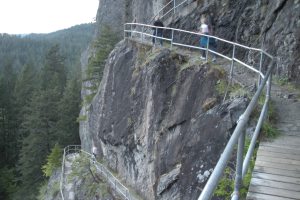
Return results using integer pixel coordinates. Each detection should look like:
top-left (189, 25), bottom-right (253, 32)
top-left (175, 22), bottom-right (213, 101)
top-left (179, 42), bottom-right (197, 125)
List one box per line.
top-left (80, 39), bottom-right (249, 199)
top-left (169, 0), bottom-right (300, 83)
top-left (77, 0), bottom-right (300, 199)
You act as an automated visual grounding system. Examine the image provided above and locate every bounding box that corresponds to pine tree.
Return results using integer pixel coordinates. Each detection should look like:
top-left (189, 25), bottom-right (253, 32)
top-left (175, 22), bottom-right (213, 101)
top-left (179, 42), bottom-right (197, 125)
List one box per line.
top-left (56, 76), bottom-right (81, 146)
top-left (0, 61), bottom-right (17, 167)
top-left (85, 25), bottom-right (119, 93)
top-left (42, 143), bottom-right (62, 177)
top-left (15, 45), bottom-right (67, 199)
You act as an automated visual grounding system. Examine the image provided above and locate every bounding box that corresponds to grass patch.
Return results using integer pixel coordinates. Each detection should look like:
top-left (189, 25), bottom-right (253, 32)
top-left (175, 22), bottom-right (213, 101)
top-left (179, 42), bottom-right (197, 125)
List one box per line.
top-left (260, 121), bottom-right (279, 139)
top-left (273, 75), bottom-right (300, 99)
top-left (214, 138), bottom-right (258, 199)
top-left (77, 115), bottom-right (87, 122)
top-left (254, 96), bottom-right (279, 140)
top-left (68, 153), bottom-right (112, 199)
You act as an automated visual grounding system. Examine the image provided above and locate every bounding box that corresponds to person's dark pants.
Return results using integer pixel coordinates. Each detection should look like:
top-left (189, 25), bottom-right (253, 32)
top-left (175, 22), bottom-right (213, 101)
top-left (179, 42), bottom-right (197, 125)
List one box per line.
top-left (152, 30), bottom-right (163, 46)
top-left (201, 48), bottom-right (206, 58)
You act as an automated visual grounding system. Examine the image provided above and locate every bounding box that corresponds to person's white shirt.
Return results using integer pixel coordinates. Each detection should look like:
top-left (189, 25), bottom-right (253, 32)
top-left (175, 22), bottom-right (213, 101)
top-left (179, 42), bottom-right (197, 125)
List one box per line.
top-left (92, 146), bottom-right (97, 155)
top-left (200, 23), bottom-right (209, 34)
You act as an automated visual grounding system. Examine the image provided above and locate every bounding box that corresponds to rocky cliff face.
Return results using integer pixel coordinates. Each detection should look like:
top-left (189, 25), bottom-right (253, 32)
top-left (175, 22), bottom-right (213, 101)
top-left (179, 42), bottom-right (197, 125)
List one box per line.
top-left (80, 39), bottom-right (248, 199)
top-left (78, 0), bottom-right (299, 199)
top-left (169, 0), bottom-right (300, 83)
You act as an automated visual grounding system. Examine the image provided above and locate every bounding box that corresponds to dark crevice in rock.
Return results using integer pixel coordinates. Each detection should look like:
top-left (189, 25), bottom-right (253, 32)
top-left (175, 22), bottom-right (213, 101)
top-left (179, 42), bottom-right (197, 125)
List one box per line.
top-left (262, 0), bottom-right (288, 37)
top-left (167, 120), bottom-right (187, 132)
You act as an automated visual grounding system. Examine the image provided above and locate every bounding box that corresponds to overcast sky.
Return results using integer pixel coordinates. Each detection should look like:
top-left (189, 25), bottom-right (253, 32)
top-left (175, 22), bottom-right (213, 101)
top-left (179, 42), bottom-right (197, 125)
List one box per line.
top-left (0, 0), bottom-right (99, 34)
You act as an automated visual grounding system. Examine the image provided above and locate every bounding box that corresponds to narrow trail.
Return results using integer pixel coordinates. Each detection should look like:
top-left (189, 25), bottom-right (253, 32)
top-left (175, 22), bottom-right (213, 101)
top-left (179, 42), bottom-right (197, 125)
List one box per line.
top-left (247, 85), bottom-right (300, 200)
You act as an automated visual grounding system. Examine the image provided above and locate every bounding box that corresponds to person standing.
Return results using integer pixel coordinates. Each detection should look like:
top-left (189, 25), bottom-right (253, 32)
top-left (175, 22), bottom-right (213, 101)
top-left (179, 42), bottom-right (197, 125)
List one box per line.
top-left (199, 16), bottom-right (209, 60)
top-left (92, 145), bottom-right (97, 163)
top-left (199, 16), bottom-right (217, 62)
top-left (152, 17), bottom-right (164, 46)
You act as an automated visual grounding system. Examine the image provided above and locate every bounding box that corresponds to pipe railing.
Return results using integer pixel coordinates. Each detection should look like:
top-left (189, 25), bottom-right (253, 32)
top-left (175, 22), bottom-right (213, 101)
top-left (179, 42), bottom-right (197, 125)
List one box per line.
top-left (144, 0), bottom-right (189, 36)
top-left (150, 0), bottom-right (189, 24)
top-left (124, 23), bottom-right (275, 200)
top-left (60, 145), bottom-right (134, 200)
top-left (124, 23), bottom-right (269, 79)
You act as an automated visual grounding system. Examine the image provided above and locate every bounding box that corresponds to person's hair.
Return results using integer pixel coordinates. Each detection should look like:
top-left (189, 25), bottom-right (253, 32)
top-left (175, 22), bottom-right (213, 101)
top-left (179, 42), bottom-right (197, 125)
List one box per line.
top-left (201, 16), bottom-right (206, 24)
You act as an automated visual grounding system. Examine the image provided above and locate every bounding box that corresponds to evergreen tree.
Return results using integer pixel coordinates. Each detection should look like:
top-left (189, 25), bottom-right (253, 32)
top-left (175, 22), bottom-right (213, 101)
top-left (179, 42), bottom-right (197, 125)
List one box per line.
top-left (85, 25), bottom-right (119, 93)
top-left (0, 61), bottom-right (17, 166)
top-left (42, 144), bottom-right (62, 177)
top-left (41, 44), bottom-right (66, 94)
top-left (56, 76), bottom-right (81, 146)
top-left (15, 45), bottom-right (67, 199)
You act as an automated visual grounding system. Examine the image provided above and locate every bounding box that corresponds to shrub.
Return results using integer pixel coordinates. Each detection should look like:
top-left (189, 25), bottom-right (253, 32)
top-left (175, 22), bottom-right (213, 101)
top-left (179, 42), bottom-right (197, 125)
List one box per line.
top-left (42, 144), bottom-right (62, 177)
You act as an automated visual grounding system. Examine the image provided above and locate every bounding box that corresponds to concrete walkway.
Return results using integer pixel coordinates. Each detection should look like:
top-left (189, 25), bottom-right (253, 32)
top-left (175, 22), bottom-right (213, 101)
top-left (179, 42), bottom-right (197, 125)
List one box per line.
top-left (247, 85), bottom-right (300, 200)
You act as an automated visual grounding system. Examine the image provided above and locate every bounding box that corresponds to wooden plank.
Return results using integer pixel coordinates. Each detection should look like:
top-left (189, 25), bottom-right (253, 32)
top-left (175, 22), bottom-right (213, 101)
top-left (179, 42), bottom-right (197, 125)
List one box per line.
top-left (259, 142), bottom-right (300, 154)
top-left (248, 185), bottom-right (300, 199)
top-left (246, 192), bottom-right (295, 200)
top-left (257, 150), bottom-right (300, 161)
top-left (262, 141), bottom-right (300, 149)
top-left (250, 177), bottom-right (300, 192)
top-left (256, 155), bottom-right (300, 166)
top-left (254, 165), bottom-right (300, 178)
top-left (259, 145), bottom-right (300, 155)
top-left (265, 135), bottom-right (300, 146)
top-left (255, 160), bottom-right (300, 172)
top-left (252, 172), bottom-right (300, 185)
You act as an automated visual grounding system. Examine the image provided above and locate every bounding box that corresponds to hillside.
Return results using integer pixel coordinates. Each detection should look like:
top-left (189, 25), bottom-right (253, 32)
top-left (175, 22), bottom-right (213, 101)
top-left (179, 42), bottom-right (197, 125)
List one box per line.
top-left (0, 23), bottom-right (95, 73)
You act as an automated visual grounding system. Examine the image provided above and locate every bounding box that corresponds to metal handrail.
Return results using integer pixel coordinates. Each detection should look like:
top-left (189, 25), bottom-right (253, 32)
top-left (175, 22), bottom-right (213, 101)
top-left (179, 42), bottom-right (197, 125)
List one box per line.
top-left (150, 0), bottom-right (189, 24)
top-left (124, 23), bottom-right (274, 200)
top-left (144, 0), bottom-right (189, 36)
top-left (60, 145), bottom-right (134, 200)
top-left (124, 23), bottom-right (268, 78)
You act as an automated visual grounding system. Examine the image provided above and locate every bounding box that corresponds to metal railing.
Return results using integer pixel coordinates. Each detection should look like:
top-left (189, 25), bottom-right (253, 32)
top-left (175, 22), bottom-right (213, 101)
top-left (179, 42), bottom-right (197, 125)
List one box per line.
top-left (60, 145), bottom-right (81, 200)
top-left (60, 145), bottom-right (135, 200)
top-left (124, 23), bottom-right (275, 200)
top-left (150, 0), bottom-right (189, 23)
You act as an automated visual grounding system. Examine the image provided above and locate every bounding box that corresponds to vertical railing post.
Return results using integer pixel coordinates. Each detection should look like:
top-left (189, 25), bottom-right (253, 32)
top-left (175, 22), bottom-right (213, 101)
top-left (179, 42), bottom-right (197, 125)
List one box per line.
top-left (232, 128), bottom-right (245, 200)
top-left (155, 27), bottom-right (158, 45)
top-left (173, 0), bottom-right (176, 14)
top-left (206, 36), bottom-right (210, 62)
top-left (258, 51), bottom-right (263, 86)
top-left (230, 44), bottom-right (236, 82)
top-left (266, 71), bottom-right (272, 100)
top-left (171, 29), bottom-right (174, 49)
top-left (141, 25), bottom-right (144, 42)
top-left (130, 24), bottom-right (133, 38)
top-left (124, 24), bottom-right (126, 39)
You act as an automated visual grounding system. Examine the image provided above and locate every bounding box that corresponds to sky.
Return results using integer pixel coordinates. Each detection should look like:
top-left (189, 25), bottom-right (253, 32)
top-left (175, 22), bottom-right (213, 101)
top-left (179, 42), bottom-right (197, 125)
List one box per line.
top-left (0, 0), bottom-right (99, 34)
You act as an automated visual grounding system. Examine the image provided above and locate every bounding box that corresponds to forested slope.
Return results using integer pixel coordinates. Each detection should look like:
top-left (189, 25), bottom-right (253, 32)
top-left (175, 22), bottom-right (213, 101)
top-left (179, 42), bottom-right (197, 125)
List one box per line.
top-left (0, 23), bottom-right (95, 200)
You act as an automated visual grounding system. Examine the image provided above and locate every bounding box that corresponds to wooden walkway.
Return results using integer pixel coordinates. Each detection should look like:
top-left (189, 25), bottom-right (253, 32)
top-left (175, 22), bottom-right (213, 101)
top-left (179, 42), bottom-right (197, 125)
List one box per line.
top-left (247, 88), bottom-right (300, 200)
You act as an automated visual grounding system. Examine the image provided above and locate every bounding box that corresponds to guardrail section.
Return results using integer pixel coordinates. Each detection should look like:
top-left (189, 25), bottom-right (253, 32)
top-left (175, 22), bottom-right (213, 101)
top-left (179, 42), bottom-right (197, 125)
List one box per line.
top-left (124, 23), bottom-right (275, 200)
top-left (60, 145), bottom-right (136, 200)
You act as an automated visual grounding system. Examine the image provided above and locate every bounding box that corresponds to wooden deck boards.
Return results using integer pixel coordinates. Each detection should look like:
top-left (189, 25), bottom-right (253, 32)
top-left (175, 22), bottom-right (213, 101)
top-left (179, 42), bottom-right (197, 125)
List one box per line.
top-left (247, 135), bottom-right (300, 200)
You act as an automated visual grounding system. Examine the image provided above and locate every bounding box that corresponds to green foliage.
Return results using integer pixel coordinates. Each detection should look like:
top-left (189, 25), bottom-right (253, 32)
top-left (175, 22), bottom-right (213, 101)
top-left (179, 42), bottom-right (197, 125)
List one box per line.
top-left (69, 154), bottom-right (111, 199)
top-left (56, 76), bottom-right (81, 146)
top-left (0, 167), bottom-right (17, 200)
top-left (42, 144), bottom-right (62, 177)
top-left (77, 115), bottom-right (88, 122)
top-left (0, 23), bottom-right (95, 72)
top-left (83, 92), bottom-right (97, 105)
top-left (214, 138), bottom-right (257, 199)
top-left (85, 25), bottom-right (119, 93)
top-left (36, 180), bottom-right (60, 200)
top-left (274, 75), bottom-right (289, 86)
top-left (214, 168), bottom-right (234, 199)
top-left (215, 80), bottom-right (228, 96)
top-left (261, 122), bottom-right (279, 139)
top-left (256, 96), bottom-right (279, 139)
top-left (0, 24), bottom-right (89, 199)
top-left (36, 181), bottom-right (48, 200)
